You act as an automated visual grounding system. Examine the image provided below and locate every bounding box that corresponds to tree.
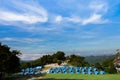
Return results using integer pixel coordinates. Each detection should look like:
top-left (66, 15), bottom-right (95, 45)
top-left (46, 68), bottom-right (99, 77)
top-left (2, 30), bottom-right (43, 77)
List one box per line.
top-left (53, 51), bottom-right (65, 60)
top-left (94, 63), bottom-right (103, 70)
top-left (0, 43), bottom-right (21, 74)
top-left (57, 60), bottom-right (62, 65)
top-left (68, 54), bottom-right (89, 66)
top-left (102, 59), bottom-right (117, 74)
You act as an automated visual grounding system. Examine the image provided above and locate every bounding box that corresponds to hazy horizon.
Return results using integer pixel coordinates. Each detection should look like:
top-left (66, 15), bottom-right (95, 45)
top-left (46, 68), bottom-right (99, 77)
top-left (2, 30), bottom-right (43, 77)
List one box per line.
top-left (20, 49), bottom-right (116, 61)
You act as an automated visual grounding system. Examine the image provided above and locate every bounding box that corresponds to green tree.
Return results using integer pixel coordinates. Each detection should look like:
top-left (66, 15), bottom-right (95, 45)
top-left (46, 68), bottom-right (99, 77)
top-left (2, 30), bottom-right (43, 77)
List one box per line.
top-left (0, 43), bottom-right (21, 73)
top-left (102, 59), bottom-right (117, 74)
top-left (94, 63), bottom-right (103, 70)
top-left (57, 60), bottom-right (62, 65)
top-left (68, 54), bottom-right (89, 66)
top-left (53, 51), bottom-right (65, 60)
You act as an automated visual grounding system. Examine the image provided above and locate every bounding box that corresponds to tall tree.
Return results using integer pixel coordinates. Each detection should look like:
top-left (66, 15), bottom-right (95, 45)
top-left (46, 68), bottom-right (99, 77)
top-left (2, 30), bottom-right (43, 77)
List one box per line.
top-left (53, 51), bottom-right (65, 60)
top-left (0, 43), bottom-right (21, 74)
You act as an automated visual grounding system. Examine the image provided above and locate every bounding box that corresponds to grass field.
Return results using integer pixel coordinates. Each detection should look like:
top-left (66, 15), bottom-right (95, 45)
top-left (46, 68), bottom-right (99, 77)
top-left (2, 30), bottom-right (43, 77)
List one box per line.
top-left (42, 74), bottom-right (120, 80)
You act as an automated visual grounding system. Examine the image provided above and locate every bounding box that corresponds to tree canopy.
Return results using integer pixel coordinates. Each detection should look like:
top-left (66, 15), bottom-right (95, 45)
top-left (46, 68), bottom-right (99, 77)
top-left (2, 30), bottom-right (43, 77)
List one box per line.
top-left (0, 42), bottom-right (21, 73)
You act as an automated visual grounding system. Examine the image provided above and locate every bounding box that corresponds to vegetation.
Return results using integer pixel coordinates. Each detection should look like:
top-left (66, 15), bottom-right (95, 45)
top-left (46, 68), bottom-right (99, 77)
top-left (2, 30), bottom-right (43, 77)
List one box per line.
top-left (20, 50), bottom-right (118, 74)
top-left (102, 59), bottom-right (117, 74)
top-left (21, 52), bottom-right (89, 69)
top-left (0, 42), bottom-right (119, 80)
top-left (20, 51), bottom-right (66, 69)
top-left (67, 54), bottom-right (89, 66)
top-left (85, 55), bottom-right (115, 64)
top-left (0, 42), bottom-right (21, 79)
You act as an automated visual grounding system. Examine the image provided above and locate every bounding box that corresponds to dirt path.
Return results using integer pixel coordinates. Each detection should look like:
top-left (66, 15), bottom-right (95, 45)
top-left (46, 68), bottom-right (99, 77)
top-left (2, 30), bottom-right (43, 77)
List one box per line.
top-left (27, 63), bottom-right (59, 80)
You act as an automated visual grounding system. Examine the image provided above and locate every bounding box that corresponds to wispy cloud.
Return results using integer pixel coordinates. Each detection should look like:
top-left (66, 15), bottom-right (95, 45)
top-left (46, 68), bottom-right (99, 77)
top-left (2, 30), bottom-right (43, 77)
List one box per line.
top-left (54, 13), bottom-right (108, 25)
top-left (82, 13), bottom-right (108, 25)
top-left (0, 0), bottom-right (48, 24)
top-left (53, 0), bottom-right (108, 25)
top-left (20, 53), bottom-right (45, 61)
top-left (0, 0), bottom-right (119, 56)
top-left (0, 37), bottom-right (43, 44)
top-left (0, 0), bottom-right (109, 33)
top-left (89, 1), bottom-right (108, 14)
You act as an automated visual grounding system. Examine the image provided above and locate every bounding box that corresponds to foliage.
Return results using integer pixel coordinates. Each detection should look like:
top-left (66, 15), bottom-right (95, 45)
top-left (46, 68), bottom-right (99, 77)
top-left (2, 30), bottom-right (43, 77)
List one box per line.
top-left (101, 59), bottom-right (117, 74)
top-left (67, 54), bottom-right (89, 66)
top-left (0, 42), bottom-right (21, 73)
top-left (94, 63), bottom-right (104, 70)
top-left (57, 60), bottom-right (62, 65)
top-left (53, 51), bottom-right (66, 61)
top-left (20, 51), bottom-right (66, 69)
top-left (20, 50), bottom-right (117, 74)
top-left (85, 55), bottom-right (115, 64)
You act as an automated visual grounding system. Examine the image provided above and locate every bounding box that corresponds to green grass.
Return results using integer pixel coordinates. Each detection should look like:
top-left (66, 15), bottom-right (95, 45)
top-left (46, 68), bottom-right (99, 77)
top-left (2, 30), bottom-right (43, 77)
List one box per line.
top-left (42, 74), bottom-right (120, 80)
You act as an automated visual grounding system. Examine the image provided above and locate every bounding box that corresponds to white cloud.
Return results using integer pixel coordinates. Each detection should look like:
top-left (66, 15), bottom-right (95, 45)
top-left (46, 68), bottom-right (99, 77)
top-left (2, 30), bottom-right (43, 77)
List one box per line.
top-left (66, 16), bottom-right (81, 23)
top-left (0, 11), bottom-right (47, 24)
top-left (0, 0), bottom-right (109, 33)
top-left (54, 15), bottom-right (81, 23)
top-left (0, 37), bottom-right (13, 41)
top-left (89, 1), bottom-right (108, 13)
top-left (0, 1), bottom-right (48, 24)
top-left (0, 37), bottom-right (43, 44)
top-left (55, 15), bottom-right (63, 23)
top-left (20, 53), bottom-right (45, 61)
top-left (53, 1), bottom-right (108, 25)
top-left (82, 13), bottom-right (107, 25)
top-left (54, 13), bottom-right (107, 25)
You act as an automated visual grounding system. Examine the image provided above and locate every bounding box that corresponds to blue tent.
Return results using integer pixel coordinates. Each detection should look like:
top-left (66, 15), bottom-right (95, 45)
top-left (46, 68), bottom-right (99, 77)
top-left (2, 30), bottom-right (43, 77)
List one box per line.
top-left (47, 66), bottom-right (106, 75)
top-left (69, 67), bottom-right (74, 74)
top-left (82, 68), bottom-right (86, 72)
top-left (25, 68), bottom-right (30, 72)
top-left (93, 68), bottom-right (98, 71)
top-left (29, 68), bottom-right (33, 72)
top-left (88, 68), bottom-right (93, 72)
top-left (95, 71), bottom-right (99, 75)
top-left (28, 71), bottom-right (34, 75)
top-left (69, 70), bottom-right (74, 74)
top-left (88, 71), bottom-right (93, 74)
top-left (100, 71), bottom-right (105, 74)
top-left (82, 71), bottom-right (86, 74)
top-left (75, 67), bottom-right (80, 74)
top-left (36, 66), bottom-right (42, 70)
top-left (51, 70), bottom-right (55, 73)
top-left (63, 69), bottom-right (67, 73)
top-left (82, 68), bottom-right (86, 74)
top-left (57, 67), bottom-right (62, 73)
top-left (63, 68), bottom-right (67, 73)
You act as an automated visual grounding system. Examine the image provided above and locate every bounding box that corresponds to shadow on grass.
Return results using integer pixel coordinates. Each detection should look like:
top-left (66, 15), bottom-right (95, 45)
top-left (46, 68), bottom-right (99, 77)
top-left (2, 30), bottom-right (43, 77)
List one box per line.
top-left (4, 75), bottom-right (30, 80)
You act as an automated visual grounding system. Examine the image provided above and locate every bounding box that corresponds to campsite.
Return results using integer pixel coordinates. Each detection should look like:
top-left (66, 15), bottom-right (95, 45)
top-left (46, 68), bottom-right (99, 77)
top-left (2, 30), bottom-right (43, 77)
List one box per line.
top-left (0, 0), bottom-right (120, 80)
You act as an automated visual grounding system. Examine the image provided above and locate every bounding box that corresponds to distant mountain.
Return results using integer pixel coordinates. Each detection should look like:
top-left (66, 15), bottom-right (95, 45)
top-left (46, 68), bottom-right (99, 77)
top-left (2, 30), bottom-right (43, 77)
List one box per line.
top-left (85, 55), bottom-right (115, 64)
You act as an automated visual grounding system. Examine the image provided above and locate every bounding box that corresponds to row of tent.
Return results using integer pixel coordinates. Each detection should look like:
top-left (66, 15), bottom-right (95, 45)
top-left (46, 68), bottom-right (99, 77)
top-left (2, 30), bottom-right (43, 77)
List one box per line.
top-left (18, 66), bottom-right (42, 75)
top-left (47, 66), bottom-right (105, 75)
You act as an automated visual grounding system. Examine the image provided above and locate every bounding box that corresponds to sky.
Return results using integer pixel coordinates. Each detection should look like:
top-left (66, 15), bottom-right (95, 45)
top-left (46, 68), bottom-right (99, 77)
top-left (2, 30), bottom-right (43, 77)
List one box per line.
top-left (0, 0), bottom-right (120, 60)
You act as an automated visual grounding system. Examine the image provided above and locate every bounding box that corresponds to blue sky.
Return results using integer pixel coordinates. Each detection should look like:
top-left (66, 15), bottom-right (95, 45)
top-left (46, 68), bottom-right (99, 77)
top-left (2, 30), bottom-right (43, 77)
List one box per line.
top-left (0, 0), bottom-right (120, 60)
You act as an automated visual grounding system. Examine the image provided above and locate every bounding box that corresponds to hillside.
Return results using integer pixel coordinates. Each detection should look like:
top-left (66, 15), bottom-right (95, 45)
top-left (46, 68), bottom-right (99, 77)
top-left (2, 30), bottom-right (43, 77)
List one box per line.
top-left (85, 55), bottom-right (115, 64)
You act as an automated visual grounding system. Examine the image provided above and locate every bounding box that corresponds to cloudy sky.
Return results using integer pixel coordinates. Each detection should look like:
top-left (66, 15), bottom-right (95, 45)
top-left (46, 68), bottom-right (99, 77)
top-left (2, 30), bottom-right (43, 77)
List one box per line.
top-left (0, 0), bottom-right (120, 60)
